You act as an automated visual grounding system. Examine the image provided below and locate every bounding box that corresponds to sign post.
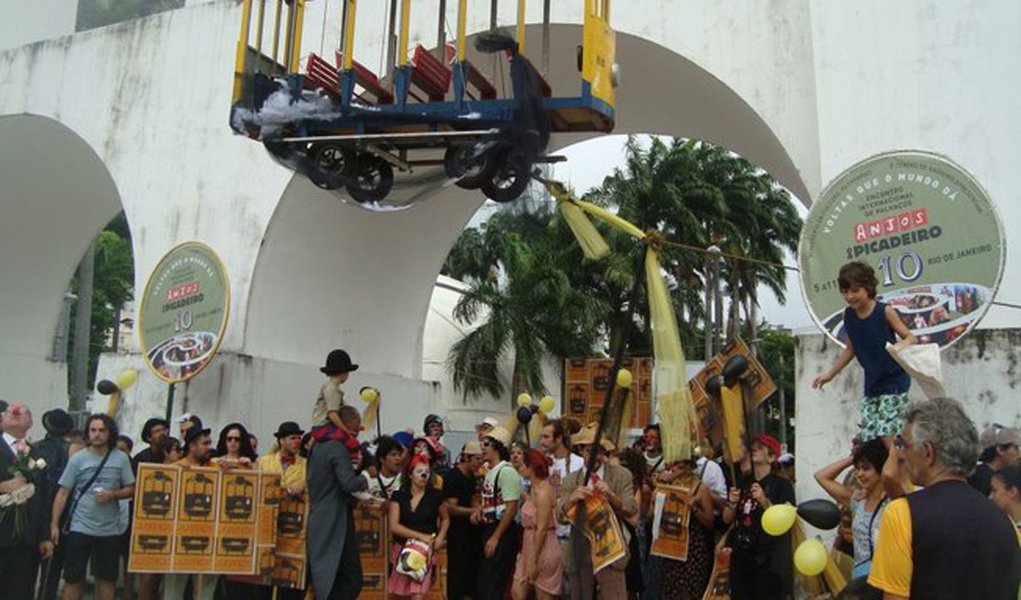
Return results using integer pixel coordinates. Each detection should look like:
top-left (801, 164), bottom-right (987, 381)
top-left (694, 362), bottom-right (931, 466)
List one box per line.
top-left (138, 241), bottom-right (230, 416)
top-left (799, 151), bottom-right (1005, 349)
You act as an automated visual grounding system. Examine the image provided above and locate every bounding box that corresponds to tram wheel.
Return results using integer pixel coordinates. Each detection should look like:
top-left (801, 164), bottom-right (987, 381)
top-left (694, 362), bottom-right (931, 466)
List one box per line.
top-left (445, 144), bottom-right (499, 190)
top-left (345, 154), bottom-right (395, 204)
top-left (480, 154), bottom-right (531, 203)
top-left (305, 143), bottom-right (354, 190)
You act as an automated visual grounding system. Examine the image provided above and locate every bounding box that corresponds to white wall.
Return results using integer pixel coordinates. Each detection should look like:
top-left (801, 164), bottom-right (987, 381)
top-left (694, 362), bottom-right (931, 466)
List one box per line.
top-left (810, 0), bottom-right (1021, 326)
top-left (794, 329), bottom-right (1021, 505)
top-left (94, 351), bottom-right (443, 449)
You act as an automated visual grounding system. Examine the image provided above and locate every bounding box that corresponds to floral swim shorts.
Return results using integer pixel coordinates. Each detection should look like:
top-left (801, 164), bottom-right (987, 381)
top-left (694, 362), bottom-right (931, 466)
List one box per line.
top-left (858, 392), bottom-right (910, 441)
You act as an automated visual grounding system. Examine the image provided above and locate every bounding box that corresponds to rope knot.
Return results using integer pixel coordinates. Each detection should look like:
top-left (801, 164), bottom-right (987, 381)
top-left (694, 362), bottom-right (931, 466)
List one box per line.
top-left (643, 230), bottom-right (664, 253)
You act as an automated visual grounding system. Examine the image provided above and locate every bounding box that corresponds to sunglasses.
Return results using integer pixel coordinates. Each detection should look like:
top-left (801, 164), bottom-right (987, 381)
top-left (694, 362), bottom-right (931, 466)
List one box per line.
top-left (227, 436), bottom-right (242, 442)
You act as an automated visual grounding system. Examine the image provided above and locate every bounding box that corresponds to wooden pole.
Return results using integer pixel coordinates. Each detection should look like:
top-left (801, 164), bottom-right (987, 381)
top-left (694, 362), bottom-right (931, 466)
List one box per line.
top-left (570, 245), bottom-right (647, 590)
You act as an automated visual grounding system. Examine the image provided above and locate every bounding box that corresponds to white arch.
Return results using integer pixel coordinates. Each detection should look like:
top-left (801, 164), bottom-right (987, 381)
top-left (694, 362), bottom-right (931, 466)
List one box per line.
top-left (0, 114), bottom-right (123, 413)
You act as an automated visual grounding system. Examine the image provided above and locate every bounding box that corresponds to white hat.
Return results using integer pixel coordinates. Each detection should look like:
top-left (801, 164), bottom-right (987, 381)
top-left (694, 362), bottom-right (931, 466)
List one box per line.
top-left (475, 416), bottom-right (499, 431)
top-left (174, 413), bottom-right (194, 423)
top-left (779, 452), bottom-right (795, 466)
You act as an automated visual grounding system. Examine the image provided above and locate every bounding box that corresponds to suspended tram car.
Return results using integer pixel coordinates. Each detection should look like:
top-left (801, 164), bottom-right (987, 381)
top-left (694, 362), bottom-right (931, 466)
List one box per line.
top-left (230, 0), bottom-right (617, 205)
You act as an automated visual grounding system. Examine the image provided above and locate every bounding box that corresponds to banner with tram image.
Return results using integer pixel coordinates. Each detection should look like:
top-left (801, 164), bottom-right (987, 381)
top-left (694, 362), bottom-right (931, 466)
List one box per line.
top-left (650, 484), bottom-right (694, 561)
top-left (227, 474), bottom-right (311, 589)
top-left (800, 151), bottom-right (1005, 349)
top-left (129, 465), bottom-right (288, 575)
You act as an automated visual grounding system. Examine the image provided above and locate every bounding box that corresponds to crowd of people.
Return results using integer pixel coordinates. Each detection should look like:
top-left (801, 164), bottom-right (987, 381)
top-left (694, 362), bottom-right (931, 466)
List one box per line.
top-left (0, 263), bottom-right (1019, 599)
top-left (1, 393), bottom-right (1017, 600)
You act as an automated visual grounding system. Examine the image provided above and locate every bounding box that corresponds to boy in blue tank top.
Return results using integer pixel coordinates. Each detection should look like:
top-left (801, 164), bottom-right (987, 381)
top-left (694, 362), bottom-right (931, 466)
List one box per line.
top-left (812, 261), bottom-right (917, 444)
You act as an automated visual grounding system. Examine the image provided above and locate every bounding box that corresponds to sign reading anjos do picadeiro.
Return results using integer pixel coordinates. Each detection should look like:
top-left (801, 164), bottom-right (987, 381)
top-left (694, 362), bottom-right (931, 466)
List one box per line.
top-left (139, 242), bottom-right (230, 383)
top-left (799, 151), bottom-right (1005, 349)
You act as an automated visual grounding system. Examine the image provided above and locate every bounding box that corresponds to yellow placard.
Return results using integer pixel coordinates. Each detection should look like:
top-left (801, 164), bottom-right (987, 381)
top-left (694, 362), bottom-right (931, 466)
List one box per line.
top-left (130, 465), bottom-right (283, 576)
top-left (566, 493), bottom-right (628, 574)
top-left (650, 484), bottom-right (693, 561)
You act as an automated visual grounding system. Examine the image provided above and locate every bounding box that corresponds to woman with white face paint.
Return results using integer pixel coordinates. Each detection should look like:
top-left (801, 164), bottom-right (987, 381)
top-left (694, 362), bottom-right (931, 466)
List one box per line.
top-left (388, 453), bottom-right (450, 599)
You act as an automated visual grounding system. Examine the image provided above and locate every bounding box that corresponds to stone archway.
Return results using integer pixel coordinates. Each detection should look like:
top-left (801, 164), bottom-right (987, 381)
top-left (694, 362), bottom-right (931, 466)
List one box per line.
top-left (0, 114), bottom-right (123, 416)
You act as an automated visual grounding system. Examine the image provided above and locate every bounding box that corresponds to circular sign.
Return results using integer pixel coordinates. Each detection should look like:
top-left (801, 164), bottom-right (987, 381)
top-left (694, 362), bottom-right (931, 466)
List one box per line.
top-left (799, 151), bottom-right (1005, 349)
top-left (139, 241), bottom-right (230, 383)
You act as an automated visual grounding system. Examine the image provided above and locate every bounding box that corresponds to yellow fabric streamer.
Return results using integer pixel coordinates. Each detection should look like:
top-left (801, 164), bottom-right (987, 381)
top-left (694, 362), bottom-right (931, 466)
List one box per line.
top-left (558, 200), bottom-right (610, 260)
top-left (575, 200), bottom-right (646, 240)
top-left (545, 177), bottom-right (695, 462)
top-left (645, 248), bottom-right (695, 462)
top-left (544, 180), bottom-right (611, 261)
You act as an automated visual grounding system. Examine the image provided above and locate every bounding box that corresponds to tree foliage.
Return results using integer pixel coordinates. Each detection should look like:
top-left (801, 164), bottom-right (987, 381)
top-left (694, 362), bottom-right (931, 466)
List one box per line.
top-left (67, 213), bottom-right (134, 389)
top-left (442, 137), bottom-right (803, 410)
top-left (444, 205), bottom-right (610, 405)
top-left (755, 326), bottom-right (796, 448)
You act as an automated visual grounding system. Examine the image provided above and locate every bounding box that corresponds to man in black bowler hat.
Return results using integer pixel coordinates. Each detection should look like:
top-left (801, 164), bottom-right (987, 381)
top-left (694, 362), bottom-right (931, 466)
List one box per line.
top-left (34, 408), bottom-right (78, 600)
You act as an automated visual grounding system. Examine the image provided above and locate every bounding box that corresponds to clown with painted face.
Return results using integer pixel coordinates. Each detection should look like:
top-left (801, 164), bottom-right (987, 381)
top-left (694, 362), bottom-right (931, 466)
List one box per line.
top-left (387, 453), bottom-right (449, 597)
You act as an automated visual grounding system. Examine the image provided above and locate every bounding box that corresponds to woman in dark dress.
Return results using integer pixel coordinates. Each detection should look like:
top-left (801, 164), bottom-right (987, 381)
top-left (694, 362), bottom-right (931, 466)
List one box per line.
top-left (388, 452), bottom-right (450, 599)
top-left (655, 459), bottom-right (716, 599)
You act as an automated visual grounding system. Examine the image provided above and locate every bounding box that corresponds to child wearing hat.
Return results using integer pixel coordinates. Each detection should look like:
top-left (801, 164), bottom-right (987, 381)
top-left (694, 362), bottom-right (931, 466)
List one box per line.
top-left (311, 348), bottom-right (360, 443)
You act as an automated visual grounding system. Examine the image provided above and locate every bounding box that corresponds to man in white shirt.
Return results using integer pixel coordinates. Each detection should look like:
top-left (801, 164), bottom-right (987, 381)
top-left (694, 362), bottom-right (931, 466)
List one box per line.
top-left (540, 419), bottom-right (583, 541)
top-left (697, 452), bottom-right (728, 501)
top-left (355, 434), bottom-right (404, 505)
top-left (643, 424), bottom-right (666, 474)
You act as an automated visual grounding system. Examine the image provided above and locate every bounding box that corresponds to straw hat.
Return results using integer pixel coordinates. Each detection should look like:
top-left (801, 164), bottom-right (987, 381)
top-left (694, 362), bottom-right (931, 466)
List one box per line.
top-left (486, 426), bottom-right (512, 447)
top-left (572, 422), bottom-right (615, 452)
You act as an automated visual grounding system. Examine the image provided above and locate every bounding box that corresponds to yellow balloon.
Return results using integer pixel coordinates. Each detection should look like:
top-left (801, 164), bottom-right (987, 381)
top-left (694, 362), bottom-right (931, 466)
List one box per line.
top-left (516, 393), bottom-right (532, 407)
top-left (360, 387), bottom-right (379, 403)
top-left (616, 368), bottom-right (633, 389)
top-left (115, 369), bottom-right (138, 390)
top-left (794, 539), bottom-right (828, 576)
top-left (538, 396), bottom-right (555, 414)
top-left (761, 503), bottom-right (797, 536)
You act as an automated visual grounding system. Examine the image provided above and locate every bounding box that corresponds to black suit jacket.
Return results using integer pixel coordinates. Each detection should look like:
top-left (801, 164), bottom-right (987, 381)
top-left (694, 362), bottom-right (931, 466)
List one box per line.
top-left (0, 438), bottom-right (49, 547)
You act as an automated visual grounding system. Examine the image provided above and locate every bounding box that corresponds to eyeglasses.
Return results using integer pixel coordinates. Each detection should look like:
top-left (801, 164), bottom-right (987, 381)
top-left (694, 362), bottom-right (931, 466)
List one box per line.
top-left (227, 436), bottom-right (242, 442)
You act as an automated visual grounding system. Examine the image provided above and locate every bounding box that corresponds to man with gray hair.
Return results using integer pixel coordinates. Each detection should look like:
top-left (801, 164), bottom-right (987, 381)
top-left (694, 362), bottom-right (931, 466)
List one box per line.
top-left (868, 397), bottom-right (1020, 599)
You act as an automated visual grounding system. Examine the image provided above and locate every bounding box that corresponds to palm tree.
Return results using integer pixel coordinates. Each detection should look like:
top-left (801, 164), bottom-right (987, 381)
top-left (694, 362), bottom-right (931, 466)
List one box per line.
top-left (590, 137), bottom-right (801, 355)
top-left (708, 152), bottom-right (801, 347)
top-left (590, 137), bottom-right (732, 358)
top-left (441, 136), bottom-right (802, 405)
top-left (446, 215), bottom-right (609, 406)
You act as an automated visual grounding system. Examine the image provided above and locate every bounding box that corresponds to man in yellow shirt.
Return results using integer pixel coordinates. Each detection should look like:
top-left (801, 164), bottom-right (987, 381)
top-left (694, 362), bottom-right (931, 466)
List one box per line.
top-left (257, 421), bottom-right (307, 497)
top-left (868, 398), bottom-right (1020, 600)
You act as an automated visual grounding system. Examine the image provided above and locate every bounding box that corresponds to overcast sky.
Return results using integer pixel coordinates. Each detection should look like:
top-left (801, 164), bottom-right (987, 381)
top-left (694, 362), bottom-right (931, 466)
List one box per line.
top-left (548, 135), bottom-right (817, 333)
